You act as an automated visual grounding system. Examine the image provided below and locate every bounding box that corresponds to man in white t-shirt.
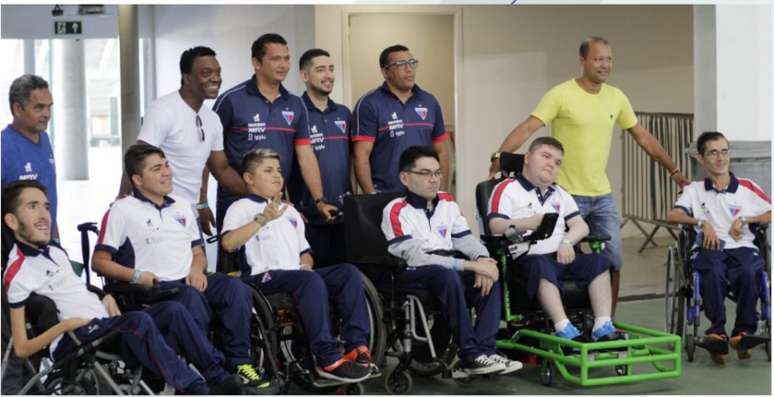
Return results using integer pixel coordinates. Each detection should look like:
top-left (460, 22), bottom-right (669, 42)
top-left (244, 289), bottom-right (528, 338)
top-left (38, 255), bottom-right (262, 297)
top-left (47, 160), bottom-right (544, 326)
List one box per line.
top-left (119, 46), bottom-right (245, 235)
top-left (668, 131), bottom-right (771, 364)
top-left (488, 137), bottom-right (620, 343)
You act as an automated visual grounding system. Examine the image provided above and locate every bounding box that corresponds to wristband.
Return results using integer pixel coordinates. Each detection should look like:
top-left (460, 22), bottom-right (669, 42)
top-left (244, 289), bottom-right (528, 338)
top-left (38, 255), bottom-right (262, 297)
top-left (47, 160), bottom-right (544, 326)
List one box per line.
top-left (130, 269), bottom-right (141, 284)
top-left (452, 258), bottom-right (464, 272)
top-left (561, 238), bottom-right (572, 246)
top-left (196, 202), bottom-right (209, 210)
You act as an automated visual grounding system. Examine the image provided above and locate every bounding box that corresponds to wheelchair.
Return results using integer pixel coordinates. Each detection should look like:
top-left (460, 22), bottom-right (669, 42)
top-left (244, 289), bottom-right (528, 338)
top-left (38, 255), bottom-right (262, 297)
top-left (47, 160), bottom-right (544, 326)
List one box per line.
top-left (343, 192), bottom-right (480, 394)
top-left (475, 152), bottom-right (681, 387)
top-left (664, 222), bottom-right (771, 362)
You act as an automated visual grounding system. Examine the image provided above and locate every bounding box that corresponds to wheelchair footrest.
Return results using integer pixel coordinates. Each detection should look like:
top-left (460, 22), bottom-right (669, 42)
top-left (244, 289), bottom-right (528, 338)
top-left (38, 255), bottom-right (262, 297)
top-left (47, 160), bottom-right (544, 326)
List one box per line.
top-left (694, 336), bottom-right (729, 354)
top-left (737, 334), bottom-right (769, 350)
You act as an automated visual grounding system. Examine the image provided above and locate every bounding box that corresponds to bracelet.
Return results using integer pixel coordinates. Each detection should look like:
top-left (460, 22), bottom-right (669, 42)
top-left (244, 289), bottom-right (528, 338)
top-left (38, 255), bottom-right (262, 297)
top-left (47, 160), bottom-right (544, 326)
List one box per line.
top-left (452, 258), bottom-right (464, 272)
top-left (669, 168), bottom-right (680, 177)
top-left (196, 202), bottom-right (209, 210)
top-left (130, 269), bottom-right (141, 284)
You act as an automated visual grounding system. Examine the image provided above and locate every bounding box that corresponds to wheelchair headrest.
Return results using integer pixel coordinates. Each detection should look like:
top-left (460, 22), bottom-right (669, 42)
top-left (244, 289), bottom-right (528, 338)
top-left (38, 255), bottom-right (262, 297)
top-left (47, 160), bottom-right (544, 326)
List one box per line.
top-left (344, 192), bottom-right (406, 268)
top-left (500, 152), bottom-right (525, 176)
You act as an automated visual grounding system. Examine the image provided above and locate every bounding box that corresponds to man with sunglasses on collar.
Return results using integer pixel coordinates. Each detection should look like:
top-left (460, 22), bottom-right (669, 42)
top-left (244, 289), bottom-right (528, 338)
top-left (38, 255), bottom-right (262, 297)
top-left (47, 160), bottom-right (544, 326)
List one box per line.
top-left (352, 45), bottom-right (450, 194)
top-left (118, 46), bottom-right (245, 236)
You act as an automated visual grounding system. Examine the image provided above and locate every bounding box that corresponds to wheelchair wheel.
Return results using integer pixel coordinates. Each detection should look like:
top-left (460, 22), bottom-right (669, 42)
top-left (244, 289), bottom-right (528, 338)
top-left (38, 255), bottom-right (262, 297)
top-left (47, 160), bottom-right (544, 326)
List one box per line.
top-left (686, 334), bottom-right (695, 362)
top-left (615, 365), bottom-right (628, 376)
top-left (344, 382), bottom-right (365, 395)
top-left (247, 288), bottom-right (281, 380)
top-left (361, 274), bottom-right (387, 367)
top-left (407, 313), bottom-right (452, 377)
top-left (665, 247), bottom-right (680, 334)
top-left (450, 357), bottom-right (474, 386)
top-left (44, 367), bottom-right (103, 395)
top-left (539, 359), bottom-right (554, 387)
top-left (384, 369), bottom-right (413, 395)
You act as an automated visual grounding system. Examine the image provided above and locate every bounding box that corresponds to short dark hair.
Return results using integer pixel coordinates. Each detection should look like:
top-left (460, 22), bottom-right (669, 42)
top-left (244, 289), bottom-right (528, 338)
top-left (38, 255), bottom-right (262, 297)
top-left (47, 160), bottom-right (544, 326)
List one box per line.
top-left (124, 142), bottom-right (166, 184)
top-left (696, 131), bottom-right (728, 155)
top-left (242, 148), bottom-right (281, 174)
top-left (179, 46), bottom-right (216, 86)
top-left (299, 48), bottom-right (330, 71)
top-left (8, 74), bottom-right (49, 113)
top-left (2, 180), bottom-right (48, 223)
top-left (399, 146), bottom-right (439, 172)
top-left (528, 136), bottom-right (565, 154)
top-left (579, 36), bottom-right (610, 59)
top-left (251, 33), bottom-right (287, 62)
top-left (379, 44), bottom-right (409, 68)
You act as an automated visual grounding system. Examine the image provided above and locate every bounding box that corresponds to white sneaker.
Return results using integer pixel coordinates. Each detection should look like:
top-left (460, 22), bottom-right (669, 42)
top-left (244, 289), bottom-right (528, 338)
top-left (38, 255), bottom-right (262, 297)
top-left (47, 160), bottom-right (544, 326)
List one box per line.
top-left (488, 354), bottom-right (523, 375)
top-left (462, 354), bottom-right (506, 375)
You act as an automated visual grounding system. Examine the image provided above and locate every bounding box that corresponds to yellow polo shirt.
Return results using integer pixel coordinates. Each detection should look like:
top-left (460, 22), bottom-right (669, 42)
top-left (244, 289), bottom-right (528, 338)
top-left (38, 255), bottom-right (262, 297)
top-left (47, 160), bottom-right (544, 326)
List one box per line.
top-left (531, 79), bottom-right (638, 196)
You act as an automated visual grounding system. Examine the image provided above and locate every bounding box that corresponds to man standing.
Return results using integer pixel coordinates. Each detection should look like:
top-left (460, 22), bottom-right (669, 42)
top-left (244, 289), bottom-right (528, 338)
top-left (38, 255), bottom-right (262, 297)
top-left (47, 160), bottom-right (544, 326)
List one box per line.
top-left (291, 48), bottom-right (352, 266)
top-left (489, 37), bottom-right (690, 312)
top-left (119, 46), bottom-right (245, 235)
top-left (352, 44), bottom-right (450, 193)
top-left (214, 33), bottom-right (336, 244)
top-left (2, 74), bottom-right (58, 239)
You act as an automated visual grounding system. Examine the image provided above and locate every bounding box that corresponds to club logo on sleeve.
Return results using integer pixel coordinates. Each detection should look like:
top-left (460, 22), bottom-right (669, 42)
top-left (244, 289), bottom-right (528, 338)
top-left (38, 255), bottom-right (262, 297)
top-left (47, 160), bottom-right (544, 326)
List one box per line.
top-left (728, 204), bottom-right (742, 217)
top-left (253, 113), bottom-right (261, 122)
top-left (288, 217), bottom-right (297, 228)
top-left (438, 226), bottom-right (447, 238)
top-left (334, 120), bottom-right (347, 133)
top-left (414, 107), bottom-right (428, 120)
top-left (281, 110), bottom-right (295, 125)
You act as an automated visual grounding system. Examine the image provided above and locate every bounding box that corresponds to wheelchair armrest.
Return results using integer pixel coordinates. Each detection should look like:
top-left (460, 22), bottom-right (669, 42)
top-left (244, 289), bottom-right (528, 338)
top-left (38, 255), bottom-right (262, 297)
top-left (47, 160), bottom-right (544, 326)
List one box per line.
top-left (104, 283), bottom-right (180, 306)
top-left (581, 234), bottom-right (611, 243)
top-left (427, 249), bottom-right (469, 260)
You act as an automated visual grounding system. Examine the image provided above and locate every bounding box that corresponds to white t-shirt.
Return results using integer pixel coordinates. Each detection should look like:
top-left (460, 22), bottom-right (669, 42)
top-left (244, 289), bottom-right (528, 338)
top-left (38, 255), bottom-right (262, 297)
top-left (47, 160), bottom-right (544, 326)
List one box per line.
top-left (222, 195), bottom-right (310, 275)
top-left (138, 91), bottom-right (224, 205)
top-left (488, 175), bottom-right (581, 255)
top-left (674, 174), bottom-right (771, 250)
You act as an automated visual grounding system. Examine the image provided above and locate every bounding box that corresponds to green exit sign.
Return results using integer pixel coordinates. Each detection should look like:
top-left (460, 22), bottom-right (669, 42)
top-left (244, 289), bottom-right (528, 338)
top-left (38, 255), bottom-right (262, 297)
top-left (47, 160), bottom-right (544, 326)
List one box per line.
top-left (54, 21), bottom-right (82, 35)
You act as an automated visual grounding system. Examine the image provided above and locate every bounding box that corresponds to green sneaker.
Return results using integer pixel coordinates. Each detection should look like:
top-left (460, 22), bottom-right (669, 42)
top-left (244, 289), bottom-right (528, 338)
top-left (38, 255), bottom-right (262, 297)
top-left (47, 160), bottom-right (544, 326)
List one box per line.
top-left (235, 363), bottom-right (272, 388)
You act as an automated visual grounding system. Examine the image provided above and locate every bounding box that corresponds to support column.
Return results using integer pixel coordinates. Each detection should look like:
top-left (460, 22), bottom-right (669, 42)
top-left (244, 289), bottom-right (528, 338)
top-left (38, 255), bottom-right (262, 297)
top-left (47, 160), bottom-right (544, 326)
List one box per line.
top-left (52, 38), bottom-right (89, 180)
top-left (119, 4), bottom-right (141, 151)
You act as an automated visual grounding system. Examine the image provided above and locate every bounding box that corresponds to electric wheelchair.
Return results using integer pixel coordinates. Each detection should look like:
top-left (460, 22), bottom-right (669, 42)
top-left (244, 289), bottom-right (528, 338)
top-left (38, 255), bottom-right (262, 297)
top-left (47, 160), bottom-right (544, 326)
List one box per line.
top-left (475, 152), bottom-right (681, 387)
top-left (664, 222), bottom-right (771, 362)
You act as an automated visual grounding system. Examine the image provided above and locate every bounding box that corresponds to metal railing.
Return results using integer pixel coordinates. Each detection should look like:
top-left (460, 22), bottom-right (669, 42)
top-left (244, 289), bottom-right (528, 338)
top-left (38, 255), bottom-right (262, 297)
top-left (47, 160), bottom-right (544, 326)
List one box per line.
top-left (622, 112), bottom-right (693, 252)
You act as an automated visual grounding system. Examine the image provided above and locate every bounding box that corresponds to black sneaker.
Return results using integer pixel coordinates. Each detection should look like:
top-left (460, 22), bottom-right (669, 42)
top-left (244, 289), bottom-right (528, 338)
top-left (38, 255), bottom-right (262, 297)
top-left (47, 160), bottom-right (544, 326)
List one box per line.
top-left (460, 354), bottom-right (506, 375)
top-left (317, 358), bottom-right (371, 383)
top-left (235, 363), bottom-right (272, 389)
top-left (210, 374), bottom-right (245, 395)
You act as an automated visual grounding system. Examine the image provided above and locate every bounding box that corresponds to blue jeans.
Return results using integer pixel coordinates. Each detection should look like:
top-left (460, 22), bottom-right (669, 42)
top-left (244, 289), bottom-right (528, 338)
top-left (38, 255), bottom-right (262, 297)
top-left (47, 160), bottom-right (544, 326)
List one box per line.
top-left (572, 193), bottom-right (624, 270)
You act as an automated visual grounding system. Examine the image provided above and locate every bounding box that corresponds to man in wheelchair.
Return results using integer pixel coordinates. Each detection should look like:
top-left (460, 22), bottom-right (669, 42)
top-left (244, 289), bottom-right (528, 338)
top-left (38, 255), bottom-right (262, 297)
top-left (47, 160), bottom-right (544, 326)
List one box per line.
top-left (2, 180), bottom-right (248, 394)
top-left (488, 137), bottom-right (623, 343)
top-left (380, 145), bottom-right (523, 376)
top-left (90, 142), bottom-right (268, 388)
top-left (220, 148), bottom-right (374, 383)
top-left (668, 131), bottom-right (771, 364)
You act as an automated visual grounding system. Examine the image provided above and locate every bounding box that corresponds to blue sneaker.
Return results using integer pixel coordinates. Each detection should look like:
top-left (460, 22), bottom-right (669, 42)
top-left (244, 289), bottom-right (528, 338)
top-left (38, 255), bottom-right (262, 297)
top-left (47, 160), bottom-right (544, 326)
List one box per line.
top-left (592, 321), bottom-right (626, 342)
top-left (555, 323), bottom-right (581, 340)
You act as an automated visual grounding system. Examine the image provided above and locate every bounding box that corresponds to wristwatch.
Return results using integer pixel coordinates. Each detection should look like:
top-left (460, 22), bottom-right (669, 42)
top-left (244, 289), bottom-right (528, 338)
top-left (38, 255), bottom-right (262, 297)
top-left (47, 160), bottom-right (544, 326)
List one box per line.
top-left (490, 152), bottom-right (502, 163)
top-left (740, 216), bottom-right (748, 225)
top-left (696, 219), bottom-right (704, 229)
top-left (561, 238), bottom-right (572, 246)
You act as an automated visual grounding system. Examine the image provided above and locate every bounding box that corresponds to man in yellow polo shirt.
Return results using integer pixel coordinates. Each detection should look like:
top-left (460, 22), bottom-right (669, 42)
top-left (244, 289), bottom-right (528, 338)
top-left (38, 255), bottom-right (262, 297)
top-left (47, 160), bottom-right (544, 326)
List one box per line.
top-left (489, 37), bottom-right (690, 313)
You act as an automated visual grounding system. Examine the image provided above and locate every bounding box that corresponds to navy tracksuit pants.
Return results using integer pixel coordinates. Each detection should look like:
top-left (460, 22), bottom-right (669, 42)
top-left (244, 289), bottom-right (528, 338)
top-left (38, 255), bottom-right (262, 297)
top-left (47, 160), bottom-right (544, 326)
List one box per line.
top-left (244, 264), bottom-right (370, 367)
top-left (157, 273), bottom-right (253, 368)
top-left (381, 265), bottom-right (502, 362)
top-left (53, 301), bottom-right (228, 394)
top-left (691, 247), bottom-right (764, 336)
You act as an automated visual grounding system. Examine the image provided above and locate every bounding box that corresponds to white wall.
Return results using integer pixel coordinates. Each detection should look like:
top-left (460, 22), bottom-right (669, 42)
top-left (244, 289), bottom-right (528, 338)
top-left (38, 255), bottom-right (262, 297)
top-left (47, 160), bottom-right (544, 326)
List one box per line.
top-left (151, 5), bottom-right (315, 100)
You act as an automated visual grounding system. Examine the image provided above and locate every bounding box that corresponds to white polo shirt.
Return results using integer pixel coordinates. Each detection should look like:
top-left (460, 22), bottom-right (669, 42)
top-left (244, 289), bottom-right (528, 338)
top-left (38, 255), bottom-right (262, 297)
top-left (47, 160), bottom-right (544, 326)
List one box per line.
top-left (222, 195), bottom-right (310, 276)
top-left (4, 241), bottom-right (108, 353)
top-left (488, 175), bottom-right (581, 255)
top-left (138, 91), bottom-right (224, 205)
top-left (674, 174), bottom-right (771, 250)
top-left (381, 191), bottom-right (473, 251)
top-left (95, 192), bottom-right (202, 281)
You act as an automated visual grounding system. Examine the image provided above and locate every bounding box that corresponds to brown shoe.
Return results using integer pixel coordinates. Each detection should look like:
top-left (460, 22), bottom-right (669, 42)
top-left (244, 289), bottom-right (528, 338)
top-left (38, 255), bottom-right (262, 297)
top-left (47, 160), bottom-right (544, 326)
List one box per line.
top-left (730, 333), bottom-right (752, 360)
top-left (704, 333), bottom-right (728, 365)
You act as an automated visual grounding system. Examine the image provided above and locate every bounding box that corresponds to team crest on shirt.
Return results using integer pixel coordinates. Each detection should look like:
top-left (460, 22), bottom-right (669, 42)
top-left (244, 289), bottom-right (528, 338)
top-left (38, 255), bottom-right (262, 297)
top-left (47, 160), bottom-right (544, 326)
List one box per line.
top-left (438, 226), bottom-right (447, 238)
top-left (414, 107), bottom-right (428, 120)
top-left (174, 213), bottom-right (187, 227)
top-left (334, 120), bottom-right (347, 133)
top-left (552, 202), bottom-right (561, 213)
top-left (728, 204), bottom-right (742, 217)
top-left (288, 217), bottom-right (297, 228)
top-left (281, 110), bottom-right (295, 125)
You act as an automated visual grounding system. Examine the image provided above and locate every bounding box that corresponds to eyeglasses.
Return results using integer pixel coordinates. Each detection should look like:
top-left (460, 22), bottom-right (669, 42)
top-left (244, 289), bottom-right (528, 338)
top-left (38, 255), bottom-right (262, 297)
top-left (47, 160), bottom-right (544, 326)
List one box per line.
top-left (386, 59), bottom-right (419, 70)
top-left (195, 115), bottom-right (205, 142)
top-left (703, 148), bottom-right (730, 158)
top-left (406, 169), bottom-right (443, 179)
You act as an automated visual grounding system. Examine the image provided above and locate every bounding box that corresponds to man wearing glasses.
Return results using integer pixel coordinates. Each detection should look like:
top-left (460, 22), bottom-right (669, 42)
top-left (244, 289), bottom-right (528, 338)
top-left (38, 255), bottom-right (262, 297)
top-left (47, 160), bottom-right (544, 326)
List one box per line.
top-left (120, 46), bottom-right (245, 236)
top-left (352, 45), bottom-right (450, 193)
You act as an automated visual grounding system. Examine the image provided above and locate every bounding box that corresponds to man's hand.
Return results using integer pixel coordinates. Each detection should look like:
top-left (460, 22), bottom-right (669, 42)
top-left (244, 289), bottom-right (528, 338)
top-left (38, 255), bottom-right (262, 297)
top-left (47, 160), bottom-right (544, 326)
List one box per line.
top-left (728, 218), bottom-right (745, 241)
top-left (138, 271), bottom-right (158, 287)
top-left (671, 172), bottom-right (691, 187)
top-left (198, 206), bottom-right (215, 236)
top-left (186, 270), bottom-right (208, 292)
top-left (60, 318), bottom-right (91, 332)
top-left (557, 241), bottom-right (575, 264)
top-left (702, 222), bottom-right (722, 250)
top-left (316, 201), bottom-right (339, 222)
top-left (473, 274), bottom-right (495, 296)
top-left (467, 257), bottom-right (499, 281)
top-left (258, 194), bottom-right (288, 225)
top-left (102, 295), bottom-right (121, 317)
top-left (300, 263), bottom-right (314, 272)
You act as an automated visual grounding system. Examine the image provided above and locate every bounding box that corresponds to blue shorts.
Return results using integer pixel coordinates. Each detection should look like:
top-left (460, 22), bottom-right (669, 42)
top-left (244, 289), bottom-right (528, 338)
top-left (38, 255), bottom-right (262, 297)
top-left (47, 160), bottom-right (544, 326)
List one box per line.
top-left (573, 193), bottom-right (624, 270)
